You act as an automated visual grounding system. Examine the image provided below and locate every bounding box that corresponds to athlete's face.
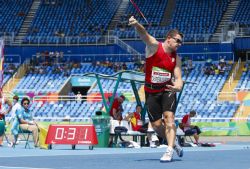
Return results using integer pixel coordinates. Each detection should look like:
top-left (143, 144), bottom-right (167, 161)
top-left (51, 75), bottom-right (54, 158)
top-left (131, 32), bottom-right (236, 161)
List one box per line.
top-left (118, 97), bottom-right (125, 103)
top-left (136, 106), bottom-right (142, 113)
top-left (190, 112), bottom-right (196, 117)
top-left (167, 34), bottom-right (183, 51)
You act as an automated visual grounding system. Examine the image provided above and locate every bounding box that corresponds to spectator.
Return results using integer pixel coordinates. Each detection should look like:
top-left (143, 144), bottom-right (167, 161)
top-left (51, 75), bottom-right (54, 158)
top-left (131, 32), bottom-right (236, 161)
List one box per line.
top-left (214, 66), bottom-right (219, 75)
top-left (9, 95), bottom-right (22, 123)
top-left (187, 59), bottom-right (194, 71)
top-left (109, 95), bottom-right (125, 121)
top-left (242, 64), bottom-right (248, 72)
top-left (0, 93), bottom-right (12, 147)
top-left (182, 57), bottom-right (188, 75)
top-left (76, 91), bottom-right (82, 102)
top-left (218, 62), bottom-right (226, 75)
top-left (203, 63), bottom-right (215, 75)
top-left (180, 110), bottom-right (201, 144)
top-left (122, 63), bottom-right (127, 70)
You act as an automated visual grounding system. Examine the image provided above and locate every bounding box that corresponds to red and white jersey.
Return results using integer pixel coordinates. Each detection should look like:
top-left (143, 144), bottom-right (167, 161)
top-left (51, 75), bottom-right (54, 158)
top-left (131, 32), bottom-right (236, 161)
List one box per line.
top-left (182, 114), bottom-right (191, 132)
top-left (145, 43), bottom-right (177, 93)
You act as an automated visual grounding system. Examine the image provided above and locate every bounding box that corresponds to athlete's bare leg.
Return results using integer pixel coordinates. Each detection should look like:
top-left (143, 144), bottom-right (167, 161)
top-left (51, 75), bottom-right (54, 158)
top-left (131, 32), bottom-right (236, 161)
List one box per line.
top-left (163, 111), bottom-right (176, 148)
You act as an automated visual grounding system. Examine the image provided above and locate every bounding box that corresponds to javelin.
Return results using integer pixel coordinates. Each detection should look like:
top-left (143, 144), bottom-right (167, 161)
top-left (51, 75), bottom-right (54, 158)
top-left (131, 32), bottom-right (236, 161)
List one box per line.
top-left (129, 0), bottom-right (149, 24)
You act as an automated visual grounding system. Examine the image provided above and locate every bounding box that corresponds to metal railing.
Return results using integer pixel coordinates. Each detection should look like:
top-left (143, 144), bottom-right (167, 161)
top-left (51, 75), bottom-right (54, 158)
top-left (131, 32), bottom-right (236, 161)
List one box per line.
top-left (177, 52), bottom-right (234, 62)
top-left (108, 36), bottom-right (142, 61)
top-left (228, 58), bottom-right (241, 88)
top-left (217, 92), bottom-right (238, 101)
top-left (237, 27), bottom-right (250, 37)
top-left (32, 94), bottom-right (136, 102)
top-left (234, 88), bottom-right (250, 92)
top-left (31, 53), bottom-right (143, 63)
top-left (28, 52), bottom-right (234, 64)
top-left (0, 32), bottom-right (233, 46)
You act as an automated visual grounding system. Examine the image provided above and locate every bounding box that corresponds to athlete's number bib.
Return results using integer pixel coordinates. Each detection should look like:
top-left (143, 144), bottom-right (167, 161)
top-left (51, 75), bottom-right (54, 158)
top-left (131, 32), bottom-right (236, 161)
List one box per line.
top-left (151, 67), bottom-right (171, 83)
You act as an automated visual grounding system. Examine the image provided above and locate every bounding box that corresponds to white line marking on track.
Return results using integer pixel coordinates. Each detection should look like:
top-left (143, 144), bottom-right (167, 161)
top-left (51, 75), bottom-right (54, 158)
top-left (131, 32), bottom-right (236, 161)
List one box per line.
top-left (0, 166), bottom-right (53, 169)
top-left (0, 144), bottom-right (249, 158)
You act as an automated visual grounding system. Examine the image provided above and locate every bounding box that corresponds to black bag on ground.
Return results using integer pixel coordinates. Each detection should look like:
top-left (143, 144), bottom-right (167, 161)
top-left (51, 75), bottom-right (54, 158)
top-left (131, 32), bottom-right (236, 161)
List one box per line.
top-left (114, 126), bottom-right (128, 133)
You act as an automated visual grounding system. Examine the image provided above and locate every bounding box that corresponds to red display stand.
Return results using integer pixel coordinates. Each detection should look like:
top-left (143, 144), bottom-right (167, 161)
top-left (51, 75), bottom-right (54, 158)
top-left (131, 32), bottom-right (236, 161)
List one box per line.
top-left (45, 124), bottom-right (98, 150)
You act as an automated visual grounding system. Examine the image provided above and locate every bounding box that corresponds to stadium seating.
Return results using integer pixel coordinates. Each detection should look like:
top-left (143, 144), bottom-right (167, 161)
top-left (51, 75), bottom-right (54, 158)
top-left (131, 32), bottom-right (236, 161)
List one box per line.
top-left (1, 0), bottom-right (245, 122)
top-left (13, 62), bottom-right (141, 94)
top-left (13, 68), bottom-right (68, 94)
top-left (235, 68), bottom-right (250, 90)
top-left (2, 0), bottom-right (250, 43)
top-left (113, 0), bottom-right (229, 41)
top-left (24, 0), bottom-right (122, 44)
top-left (175, 62), bottom-right (239, 122)
top-left (113, 0), bottom-right (168, 39)
top-left (169, 0), bottom-right (228, 41)
top-left (232, 0), bottom-right (250, 27)
top-left (0, 0), bottom-right (33, 36)
top-left (30, 100), bottom-right (103, 121)
top-left (3, 63), bottom-right (20, 85)
top-left (9, 61), bottom-right (239, 122)
top-left (2, 0), bottom-right (245, 43)
top-left (71, 63), bottom-right (114, 75)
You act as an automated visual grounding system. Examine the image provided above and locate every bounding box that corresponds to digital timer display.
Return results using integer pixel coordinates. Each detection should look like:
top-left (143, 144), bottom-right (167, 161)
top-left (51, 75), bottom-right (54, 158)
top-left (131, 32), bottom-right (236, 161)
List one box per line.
top-left (45, 124), bottom-right (98, 145)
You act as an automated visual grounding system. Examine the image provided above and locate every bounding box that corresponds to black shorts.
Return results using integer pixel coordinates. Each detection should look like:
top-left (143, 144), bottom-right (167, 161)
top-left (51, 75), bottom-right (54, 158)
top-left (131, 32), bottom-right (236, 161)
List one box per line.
top-left (145, 91), bottom-right (177, 122)
top-left (185, 126), bottom-right (201, 135)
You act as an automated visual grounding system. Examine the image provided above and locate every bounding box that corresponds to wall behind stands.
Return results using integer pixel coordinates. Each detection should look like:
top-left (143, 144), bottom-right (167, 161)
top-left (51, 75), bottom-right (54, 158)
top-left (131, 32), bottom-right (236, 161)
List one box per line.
top-left (234, 37), bottom-right (250, 51)
top-left (5, 45), bottom-right (127, 63)
top-left (5, 42), bottom-right (235, 62)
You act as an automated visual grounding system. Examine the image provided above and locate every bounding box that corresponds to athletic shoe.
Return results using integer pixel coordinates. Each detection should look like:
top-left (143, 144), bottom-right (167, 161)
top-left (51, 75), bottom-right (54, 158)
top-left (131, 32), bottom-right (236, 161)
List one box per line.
top-left (147, 128), bottom-right (155, 133)
top-left (160, 147), bottom-right (173, 162)
top-left (174, 142), bottom-right (183, 157)
top-left (7, 142), bottom-right (14, 148)
top-left (195, 142), bottom-right (202, 147)
top-left (150, 141), bottom-right (157, 148)
top-left (151, 134), bottom-right (159, 142)
top-left (15, 139), bottom-right (20, 145)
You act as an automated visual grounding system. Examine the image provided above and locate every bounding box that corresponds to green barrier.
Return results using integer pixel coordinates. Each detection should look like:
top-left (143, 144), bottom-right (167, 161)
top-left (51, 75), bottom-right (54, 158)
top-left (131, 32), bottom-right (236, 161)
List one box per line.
top-left (195, 122), bottom-right (250, 136)
top-left (4, 121), bottom-right (92, 134)
top-left (92, 112), bottom-right (110, 147)
top-left (0, 120), bottom-right (5, 136)
top-left (5, 121), bottom-right (249, 137)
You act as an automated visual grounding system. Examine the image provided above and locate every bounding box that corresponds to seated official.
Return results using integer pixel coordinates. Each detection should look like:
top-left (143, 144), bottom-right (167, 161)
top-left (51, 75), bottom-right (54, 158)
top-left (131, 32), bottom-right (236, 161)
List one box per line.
top-left (180, 110), bottom-right (201, 144)
top-left (11, 97), bottom-right (39, 147)
top-left (124, 105), bottom-right (159, 148)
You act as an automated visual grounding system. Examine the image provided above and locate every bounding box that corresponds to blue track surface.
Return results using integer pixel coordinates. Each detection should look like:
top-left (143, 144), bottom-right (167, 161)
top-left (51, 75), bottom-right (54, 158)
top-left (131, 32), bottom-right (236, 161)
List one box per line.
top-left (1, 143), bottom-right (250, 169)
